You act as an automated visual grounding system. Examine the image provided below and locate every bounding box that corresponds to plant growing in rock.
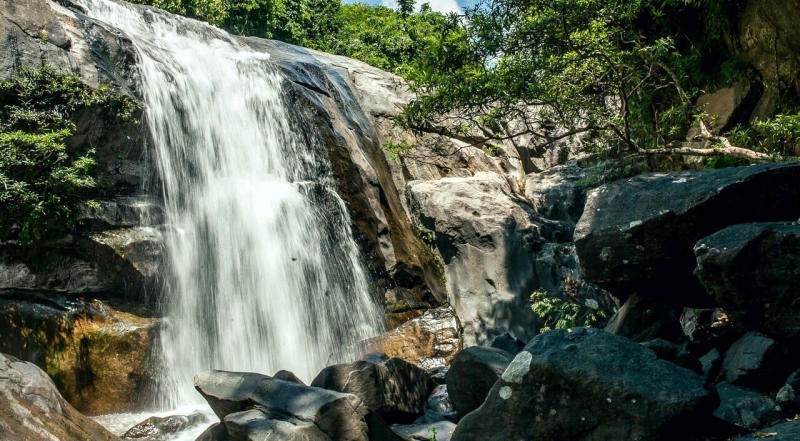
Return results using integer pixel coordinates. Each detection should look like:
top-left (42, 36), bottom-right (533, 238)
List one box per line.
top-left (0, 66), bottom-right (138, 244)
top-left (530, 289), bottom-right (608, 333)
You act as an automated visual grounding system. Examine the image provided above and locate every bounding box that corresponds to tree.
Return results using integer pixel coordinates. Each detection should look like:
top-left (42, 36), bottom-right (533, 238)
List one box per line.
top-left (398, 0), bottom-right (415, 16)
top-left (398, 0), bottom-right (773, 162)
top-left (0, 67), bottom-right (138, 244)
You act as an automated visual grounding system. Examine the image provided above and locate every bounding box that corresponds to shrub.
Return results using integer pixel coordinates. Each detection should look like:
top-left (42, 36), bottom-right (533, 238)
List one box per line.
top-left (0, 66), bottom-right (138, 244)
top-left (530, 290), bottom-right (608, 333)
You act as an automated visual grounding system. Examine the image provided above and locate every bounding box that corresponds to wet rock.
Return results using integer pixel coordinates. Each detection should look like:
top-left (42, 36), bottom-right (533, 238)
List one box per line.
top-left (273, 369), bottom-right (305, 385)
top-left (490, 332), bottom-right (526, 355)
top-left (311, 357), bottom-right (434, 422)
top-left (713, 382), bottom-right (781, 430)
top-left (416, 385), bottom-right (457, 423)
top-left (368, 306), bottom-right (461, 371)
top-left (721, 332), bottom-right (789, 390)
top-left (0, 295), bottom-right (159, 414)
top-left (0, 352), bottom-right (117, 441)
top-left (80, 227), bottom-right (164, 303)
top-left (695, 222), bottom-right (800, 338)
top-left (224, 409), bottom-right (328, 441)
top-left (122, 413), bottom-right (207, 440)
top-left (391, 421), bottom-right (456, 441)
top-left (195, 423), bottom-right (228, 441)
top-left (445, 346), bottom-right (514, 418)
top-left (605, 295), bottom-right (683, 342)
top-left (452, 328), bottom-right (714, 441)
top-left (194, 370), bottom-right (369, 441)
top-left (574, 163), bottom-right (800, 305)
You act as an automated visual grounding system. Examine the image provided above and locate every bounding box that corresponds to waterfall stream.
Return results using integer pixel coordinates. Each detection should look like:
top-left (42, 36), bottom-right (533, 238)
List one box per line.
top-left (75, 0), bottom-right (384, 413)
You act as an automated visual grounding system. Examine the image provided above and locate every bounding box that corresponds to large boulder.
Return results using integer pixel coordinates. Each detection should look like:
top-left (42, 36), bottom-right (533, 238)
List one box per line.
top-left (720, 332), bottom-right (790, 390)
top-left (194, 370), bottom-right (369, 441)
top-left (574, 163), bottom-right (800, 304)
top-left (695, 222), bottom-right (800, 338)
top-left (445, 346), bottom-right (514, 418)
top-left (0, 293), bottom-right (159, 414)
top-left (452, 328), bottom-right (714, 441)
top-left (311, 357), bottom-right (434, 422)
top-left (367, 306), bottom-right (462, 371)
top-left (408, 171), bottom-right (597, 344)
top-left (0, 352), bottom-right (118, 441)
top-left (712, 382), bottom-right (781, 430)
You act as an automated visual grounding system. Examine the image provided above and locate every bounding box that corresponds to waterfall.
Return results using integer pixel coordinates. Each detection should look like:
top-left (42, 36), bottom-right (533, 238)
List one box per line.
top-left (75, 0), bottom-right (384, 408)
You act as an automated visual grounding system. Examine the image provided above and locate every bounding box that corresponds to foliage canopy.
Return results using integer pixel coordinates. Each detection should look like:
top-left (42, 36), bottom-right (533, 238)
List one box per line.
top-left (0, 66), bottom-right (138, 244)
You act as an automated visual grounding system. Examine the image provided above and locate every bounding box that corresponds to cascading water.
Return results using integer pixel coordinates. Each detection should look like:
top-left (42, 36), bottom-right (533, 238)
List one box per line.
top-left (75, 0), bottom-right (384, 412)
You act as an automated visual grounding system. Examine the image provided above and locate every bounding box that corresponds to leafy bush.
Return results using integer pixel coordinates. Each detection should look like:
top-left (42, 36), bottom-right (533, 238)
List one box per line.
top-left (752, 114), bottom-right (800, 156)
top-left (530, 290), bottom-right (608, 333)
top-left (0, 66), bottom-right (138, 244)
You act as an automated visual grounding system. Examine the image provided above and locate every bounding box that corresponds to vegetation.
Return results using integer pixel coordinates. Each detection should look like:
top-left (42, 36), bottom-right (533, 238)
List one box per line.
top-left (530, 290), bottom-right (608, 333)
top-left (0, 66), bottom-right (138, 245)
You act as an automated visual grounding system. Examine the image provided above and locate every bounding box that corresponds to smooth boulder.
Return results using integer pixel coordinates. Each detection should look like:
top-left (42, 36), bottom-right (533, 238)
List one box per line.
top-left (194, 370), bottom-right (369, 441)
top-left (0, 352), bottom-right (118, 441)
top-left (721, 332), bottom-right (789, 390)
top-left (311, 357), bottom-right (434, 422)
top-left (452, 328), bottom-right (714, 441)
top-left (574, 163), bottom-right (800, 304)
top-left (712, 382), bottom-right (781, 430)
top-left (695, 222), bottom-right (800, 337)
top-left (445, 346), bottom-right (514, 418)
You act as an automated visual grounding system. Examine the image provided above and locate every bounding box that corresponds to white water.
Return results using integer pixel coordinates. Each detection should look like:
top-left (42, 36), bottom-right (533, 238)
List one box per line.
top-left (76, 0), bottom-right (383, 416)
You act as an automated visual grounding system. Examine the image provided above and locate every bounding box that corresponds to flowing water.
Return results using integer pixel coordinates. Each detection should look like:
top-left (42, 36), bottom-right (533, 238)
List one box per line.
top-left (75, 0), bottom-right (383, 421)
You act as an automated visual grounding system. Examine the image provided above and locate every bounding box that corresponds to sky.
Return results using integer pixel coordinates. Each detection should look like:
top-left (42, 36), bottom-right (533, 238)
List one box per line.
top-left (343, 0), bottom-right (479, 15)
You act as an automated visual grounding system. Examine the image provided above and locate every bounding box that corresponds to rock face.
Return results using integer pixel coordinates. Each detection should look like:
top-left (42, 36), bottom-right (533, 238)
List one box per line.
top-left (574, 163), bottom-right (800, 304)
top-left (0, 352), bottom-right (118, 441)
top-left (445, 346), bottom-right (514, 418)
top-left (194, 370), bottom-right (369, 441)
top-left (733, 421), bottom-right (800, 441)
top-left (408, 170), bottom-right (604, 344)
top-left (695, 222), bottom-right (800, 338)
top-left (0, 293), bottom-right (159, 415)
top-left (367, 306), bottom-right (462, 370)
top-left (452, 328), bottom-right (714, 441)
top-left (310, 358), bottom-right (434, 422)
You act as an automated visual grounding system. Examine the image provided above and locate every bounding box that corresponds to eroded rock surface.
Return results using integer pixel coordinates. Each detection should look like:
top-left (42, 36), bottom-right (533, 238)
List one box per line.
top-left (0, 352), bottom-right (118, 441)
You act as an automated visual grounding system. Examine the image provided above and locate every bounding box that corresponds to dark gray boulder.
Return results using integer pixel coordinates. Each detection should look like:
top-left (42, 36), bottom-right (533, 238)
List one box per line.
top-left (713, 382), bottom-right (781, 430)
top-left (695, 222), bottom-right (800, 338)
top-left (311, 357), bottom-right (434, 422)
top-left (445, 346), bottom-right (514, 418)
top-left (574, 163), bottom-right (800, 304)
top-left (732, 421), bottom-right (800, 440)
top-left (605, 295), bottom-right (683, 342)
top-left (776, 370), bottom-right (800, 413)
top-left (452, 328), bottom-right (714, 441)
top-left (194, 370), bottom-right (369, 441)
top-left (490, 332), bottom-right (526, 355)
top-left (417, 385), bottom-right (457, 423)
top-left (721, 332), bottom-right (789, 390)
